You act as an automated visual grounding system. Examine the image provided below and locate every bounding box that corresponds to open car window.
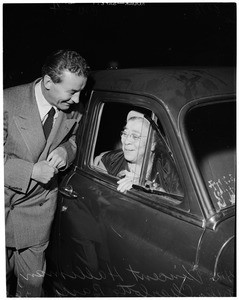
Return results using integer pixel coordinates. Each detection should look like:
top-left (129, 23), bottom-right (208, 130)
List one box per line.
top-left (91, 102), bottom-right (184, 198)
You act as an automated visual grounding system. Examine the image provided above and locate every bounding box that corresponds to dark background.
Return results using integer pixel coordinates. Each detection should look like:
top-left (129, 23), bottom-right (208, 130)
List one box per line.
top-left (3, 2), bottom-right (236, 88)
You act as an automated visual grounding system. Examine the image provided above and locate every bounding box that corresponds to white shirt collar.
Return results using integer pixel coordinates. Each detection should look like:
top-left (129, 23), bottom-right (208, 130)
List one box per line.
top-left (35, 80), bottom-right (58, 122)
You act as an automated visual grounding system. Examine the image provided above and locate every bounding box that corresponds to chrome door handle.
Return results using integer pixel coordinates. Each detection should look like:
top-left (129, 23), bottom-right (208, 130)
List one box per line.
top-left (59, 185), bottom-right (78, 198)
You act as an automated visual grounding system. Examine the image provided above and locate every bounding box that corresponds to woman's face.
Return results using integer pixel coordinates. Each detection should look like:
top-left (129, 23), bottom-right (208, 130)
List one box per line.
top-left (121, 118), bottom-right (149, 164)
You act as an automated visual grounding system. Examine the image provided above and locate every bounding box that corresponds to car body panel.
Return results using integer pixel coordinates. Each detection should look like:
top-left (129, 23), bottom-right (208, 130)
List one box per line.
top-left (48, 170), bottom-right (234, 296)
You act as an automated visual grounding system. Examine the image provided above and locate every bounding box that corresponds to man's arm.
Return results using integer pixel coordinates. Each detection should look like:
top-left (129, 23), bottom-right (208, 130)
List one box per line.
top-left (4, 110), bottom-right (57, 193)
top-left (5, 158), bottom-right (58, 193)
top-left (4, 158), bottom-right (34, 193)
top-left (47, 112), bottom-right (82, 170)
top-left (4, 109), bottom-right (33, 193)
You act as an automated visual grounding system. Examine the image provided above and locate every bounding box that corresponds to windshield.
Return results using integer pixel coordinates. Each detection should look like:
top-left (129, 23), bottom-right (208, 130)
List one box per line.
top-left (185, 100), bottom-right (236, 211)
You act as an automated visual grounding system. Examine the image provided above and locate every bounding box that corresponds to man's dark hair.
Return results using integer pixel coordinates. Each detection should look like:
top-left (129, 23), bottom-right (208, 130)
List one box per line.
top-left (42, 49), bottom-right (90, 83)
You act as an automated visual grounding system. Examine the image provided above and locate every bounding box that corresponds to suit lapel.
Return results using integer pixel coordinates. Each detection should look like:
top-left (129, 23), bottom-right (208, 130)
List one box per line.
top-left (13, 82), bottom-right (46, 162)
top-left (27, 111), bottom-right (77, 194)
top-left (13, 80), bottom-right (77, 163)
top-left (38, 111), bottom-right (77, 161)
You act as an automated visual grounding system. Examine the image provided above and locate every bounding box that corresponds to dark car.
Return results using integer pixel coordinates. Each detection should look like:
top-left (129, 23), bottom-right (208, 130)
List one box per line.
top-left (45, 67), bottom-right (236, 297)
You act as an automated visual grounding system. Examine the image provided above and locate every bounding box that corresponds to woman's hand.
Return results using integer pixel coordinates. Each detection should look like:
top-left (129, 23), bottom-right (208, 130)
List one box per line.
top-left (117, 170), bottom-right (139, 193)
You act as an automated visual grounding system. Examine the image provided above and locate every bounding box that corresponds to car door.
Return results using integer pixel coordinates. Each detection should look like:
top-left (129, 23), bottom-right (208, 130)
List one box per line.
top-left (46, 91), bottom-right (229, 297)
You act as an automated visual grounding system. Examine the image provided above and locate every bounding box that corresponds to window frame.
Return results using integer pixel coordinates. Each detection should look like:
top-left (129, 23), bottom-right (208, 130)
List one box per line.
top-left (181, 97), bottom-right (236, 214)
top-left (79, 91), bottom-right (203, 216)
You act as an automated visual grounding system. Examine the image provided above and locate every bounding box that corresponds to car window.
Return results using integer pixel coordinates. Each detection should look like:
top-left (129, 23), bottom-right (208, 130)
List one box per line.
top-left (91, 101), bottom-right (184, 199)
top-left (185, 100), bottom-right (236, 211)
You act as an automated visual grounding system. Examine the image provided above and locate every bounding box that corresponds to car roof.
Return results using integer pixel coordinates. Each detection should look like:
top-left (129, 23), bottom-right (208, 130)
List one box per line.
top-left (92, 67), bottom-right (235, 119)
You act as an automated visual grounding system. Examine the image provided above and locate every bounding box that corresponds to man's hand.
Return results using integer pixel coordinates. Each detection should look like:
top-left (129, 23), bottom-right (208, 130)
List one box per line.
top-left (47, 147), bottom-right (68, 170)
top-left (31, 160), bottom-right (58, 184)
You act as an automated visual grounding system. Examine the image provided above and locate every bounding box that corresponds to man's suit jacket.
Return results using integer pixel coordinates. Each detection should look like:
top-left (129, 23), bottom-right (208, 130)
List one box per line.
top-left (4, 79), bottom-right (81, 249)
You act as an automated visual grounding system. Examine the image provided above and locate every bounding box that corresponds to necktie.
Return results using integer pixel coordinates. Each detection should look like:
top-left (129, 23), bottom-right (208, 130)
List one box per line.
top-left (43, 107), bottom-right (55, 139)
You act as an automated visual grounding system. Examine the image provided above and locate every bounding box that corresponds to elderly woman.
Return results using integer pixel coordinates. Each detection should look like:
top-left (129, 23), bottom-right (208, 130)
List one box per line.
top-left (94, 110), bottom-right (182, 195)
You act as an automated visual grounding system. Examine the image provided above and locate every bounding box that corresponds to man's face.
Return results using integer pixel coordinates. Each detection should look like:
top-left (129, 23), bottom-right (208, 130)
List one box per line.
top-left (45, 70), bottom-right (87, 111)
top-left (121, 118), bottom-right (149, 164)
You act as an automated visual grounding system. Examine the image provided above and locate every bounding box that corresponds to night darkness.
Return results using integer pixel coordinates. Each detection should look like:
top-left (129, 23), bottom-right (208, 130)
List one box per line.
top-left (3, 2), bottom-right (236, 88)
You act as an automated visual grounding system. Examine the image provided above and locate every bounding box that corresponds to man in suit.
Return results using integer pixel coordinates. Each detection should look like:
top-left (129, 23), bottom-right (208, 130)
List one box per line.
top-left (4, 49), bottom-right (90, 296)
